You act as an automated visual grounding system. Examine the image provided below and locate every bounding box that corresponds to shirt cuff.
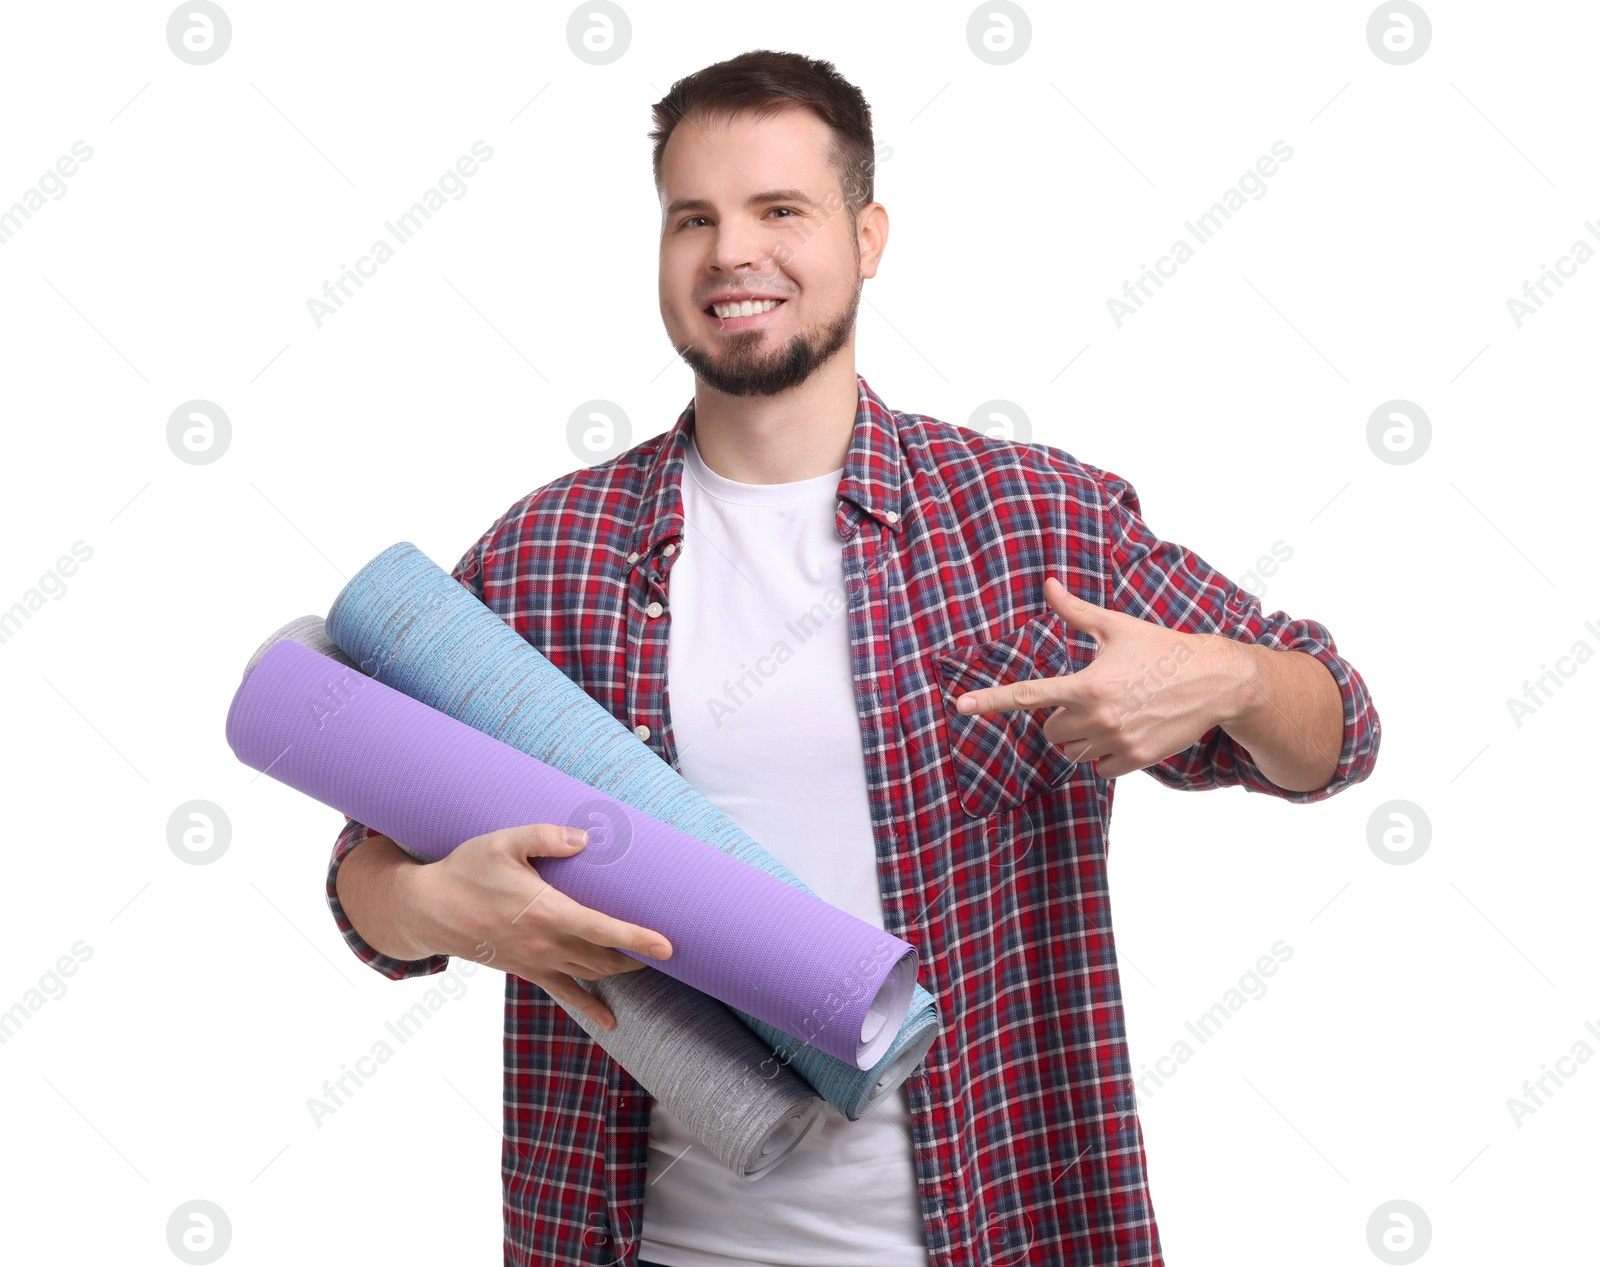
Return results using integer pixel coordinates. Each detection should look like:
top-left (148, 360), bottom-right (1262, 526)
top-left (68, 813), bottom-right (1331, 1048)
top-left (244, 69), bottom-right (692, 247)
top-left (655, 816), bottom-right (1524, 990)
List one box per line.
top-left (1218, 626), bottom-right (1382, 804)
top-left (325, 818), bottom-right (451, 981)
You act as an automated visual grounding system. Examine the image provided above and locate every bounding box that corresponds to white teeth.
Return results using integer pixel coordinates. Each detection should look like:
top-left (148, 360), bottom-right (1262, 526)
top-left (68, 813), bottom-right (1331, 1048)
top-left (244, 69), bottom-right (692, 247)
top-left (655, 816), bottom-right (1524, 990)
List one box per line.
top-left (711, 298), bottom-right (781, 319)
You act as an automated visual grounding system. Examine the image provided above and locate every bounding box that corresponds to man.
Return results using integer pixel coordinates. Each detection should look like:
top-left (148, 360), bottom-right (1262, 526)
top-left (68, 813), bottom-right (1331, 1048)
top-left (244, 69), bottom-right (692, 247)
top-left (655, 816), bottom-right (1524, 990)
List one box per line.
top-left (328, 49), bottom-right (1380, 1267)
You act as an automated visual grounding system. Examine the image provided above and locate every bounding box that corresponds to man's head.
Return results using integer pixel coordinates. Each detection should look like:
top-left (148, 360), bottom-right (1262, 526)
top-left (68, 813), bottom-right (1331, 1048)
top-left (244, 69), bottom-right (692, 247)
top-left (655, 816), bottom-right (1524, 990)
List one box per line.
top-left (650, 50), bottom-right (888, 398)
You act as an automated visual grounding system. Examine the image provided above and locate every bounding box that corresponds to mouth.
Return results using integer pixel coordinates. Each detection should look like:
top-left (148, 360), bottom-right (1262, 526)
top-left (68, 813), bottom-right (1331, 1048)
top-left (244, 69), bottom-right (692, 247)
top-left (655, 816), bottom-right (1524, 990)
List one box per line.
top-left (702, 298), bottom-right (787, 331)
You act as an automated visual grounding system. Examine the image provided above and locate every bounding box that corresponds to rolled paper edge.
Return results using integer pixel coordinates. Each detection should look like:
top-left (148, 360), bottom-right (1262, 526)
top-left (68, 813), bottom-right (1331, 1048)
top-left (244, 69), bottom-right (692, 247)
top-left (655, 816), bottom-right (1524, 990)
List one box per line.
top-left (854, 947), bottom-right (920, 1071)
top-left (861, 1023), bottom-right (939, 1114)
top-left (742, 1096), bottom-right (827, 1183)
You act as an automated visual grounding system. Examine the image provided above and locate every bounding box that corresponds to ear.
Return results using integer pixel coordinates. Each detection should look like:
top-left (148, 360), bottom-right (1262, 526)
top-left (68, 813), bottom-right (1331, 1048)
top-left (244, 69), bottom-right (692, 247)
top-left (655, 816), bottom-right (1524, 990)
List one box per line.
top-left (857, 202), bottom-right (889, 280)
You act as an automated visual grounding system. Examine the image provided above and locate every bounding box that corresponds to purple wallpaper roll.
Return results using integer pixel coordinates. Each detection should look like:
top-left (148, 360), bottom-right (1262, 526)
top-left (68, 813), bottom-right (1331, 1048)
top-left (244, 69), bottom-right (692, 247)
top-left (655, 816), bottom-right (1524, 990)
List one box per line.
top-left (226, 638), bottom-right (918, 1069)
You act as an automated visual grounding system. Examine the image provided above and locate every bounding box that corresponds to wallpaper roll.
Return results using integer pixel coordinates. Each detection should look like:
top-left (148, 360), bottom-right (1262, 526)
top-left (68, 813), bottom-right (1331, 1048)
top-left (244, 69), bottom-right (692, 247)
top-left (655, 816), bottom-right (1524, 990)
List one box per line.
top-left (226, 637), bottom-right (917, 1070)
top-left (324, 541), bottom-right (942, 1118)
top-left (569, 972), bottom-right (826, 1182)
top-left (244, 622), bottom-right (824, 1180)
top-left (243, 613), bottom-right (356, 678)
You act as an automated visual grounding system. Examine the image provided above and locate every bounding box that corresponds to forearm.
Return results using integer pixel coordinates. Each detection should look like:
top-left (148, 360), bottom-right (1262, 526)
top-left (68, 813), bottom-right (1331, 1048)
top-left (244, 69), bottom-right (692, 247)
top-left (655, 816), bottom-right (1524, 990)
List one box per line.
top-left (1215, 640), bottom-right (1344, 793)
top-left (335, 834), bottom-right (437, 961)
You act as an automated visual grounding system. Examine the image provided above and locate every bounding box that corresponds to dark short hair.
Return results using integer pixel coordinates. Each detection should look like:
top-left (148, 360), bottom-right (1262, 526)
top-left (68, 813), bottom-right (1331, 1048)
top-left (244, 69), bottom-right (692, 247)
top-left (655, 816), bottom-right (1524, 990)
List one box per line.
top-left (649, 49), bottom-right (877, 223)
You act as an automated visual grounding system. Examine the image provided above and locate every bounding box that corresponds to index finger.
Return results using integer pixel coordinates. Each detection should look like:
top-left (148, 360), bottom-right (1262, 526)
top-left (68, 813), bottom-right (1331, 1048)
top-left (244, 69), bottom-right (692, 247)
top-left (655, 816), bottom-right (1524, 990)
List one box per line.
top-left (955, 670), bottom-right (1083, 718)
top-left (552, 885), bottom-right (675, 963)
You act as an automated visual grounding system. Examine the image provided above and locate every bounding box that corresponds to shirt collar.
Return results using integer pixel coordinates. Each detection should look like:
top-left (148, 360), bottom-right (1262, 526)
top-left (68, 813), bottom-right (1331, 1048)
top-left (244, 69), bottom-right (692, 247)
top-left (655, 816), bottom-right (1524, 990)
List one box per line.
top-left (631, 373), bottom-right (908, 560)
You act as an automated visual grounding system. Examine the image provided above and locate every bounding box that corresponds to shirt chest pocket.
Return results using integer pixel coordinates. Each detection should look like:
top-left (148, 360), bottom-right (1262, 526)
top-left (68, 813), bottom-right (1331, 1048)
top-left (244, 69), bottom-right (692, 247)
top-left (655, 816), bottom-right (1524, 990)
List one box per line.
top-left (931, 610), bottom-right (1094, 819)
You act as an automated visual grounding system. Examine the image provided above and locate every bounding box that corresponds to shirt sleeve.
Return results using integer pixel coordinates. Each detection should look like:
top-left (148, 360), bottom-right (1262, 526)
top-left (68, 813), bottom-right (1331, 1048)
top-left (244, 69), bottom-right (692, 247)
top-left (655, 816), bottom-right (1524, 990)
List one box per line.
top-left (1092, 466), bottom-right (1381, 803)
top-left (323, 530), bottom-right (495, 980)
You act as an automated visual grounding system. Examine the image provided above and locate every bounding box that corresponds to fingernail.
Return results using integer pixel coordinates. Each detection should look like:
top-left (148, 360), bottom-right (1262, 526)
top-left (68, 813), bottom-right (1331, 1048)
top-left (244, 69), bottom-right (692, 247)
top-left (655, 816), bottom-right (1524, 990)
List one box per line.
top-left (564, 827), bottom-right (588, 847)
top-left (650, 944), bottom-right (671, 959)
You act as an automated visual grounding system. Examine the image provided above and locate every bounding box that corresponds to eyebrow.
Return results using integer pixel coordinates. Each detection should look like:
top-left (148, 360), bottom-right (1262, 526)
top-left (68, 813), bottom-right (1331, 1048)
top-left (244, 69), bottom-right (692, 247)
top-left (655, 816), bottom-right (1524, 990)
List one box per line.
top-left (663, 188), bottom-right (818, 221)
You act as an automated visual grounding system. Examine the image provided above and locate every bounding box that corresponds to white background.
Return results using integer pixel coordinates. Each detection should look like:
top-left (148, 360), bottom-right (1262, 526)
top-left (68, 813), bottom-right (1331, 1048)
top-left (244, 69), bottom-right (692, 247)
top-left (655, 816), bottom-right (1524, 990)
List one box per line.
top-left (0, 1), bottom-right (1593, 1263)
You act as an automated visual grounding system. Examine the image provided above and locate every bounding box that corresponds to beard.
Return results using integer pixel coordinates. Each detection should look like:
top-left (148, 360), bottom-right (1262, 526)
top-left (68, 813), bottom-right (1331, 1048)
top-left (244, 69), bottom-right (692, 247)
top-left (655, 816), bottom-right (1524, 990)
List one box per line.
top-left (673, 275), bottom-right (862, 399)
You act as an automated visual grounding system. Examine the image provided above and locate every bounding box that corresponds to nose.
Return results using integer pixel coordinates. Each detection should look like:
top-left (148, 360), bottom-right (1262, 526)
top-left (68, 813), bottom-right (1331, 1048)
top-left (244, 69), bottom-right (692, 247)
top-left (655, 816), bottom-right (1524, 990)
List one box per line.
top-left (707, 216), bottom-right (780, 282)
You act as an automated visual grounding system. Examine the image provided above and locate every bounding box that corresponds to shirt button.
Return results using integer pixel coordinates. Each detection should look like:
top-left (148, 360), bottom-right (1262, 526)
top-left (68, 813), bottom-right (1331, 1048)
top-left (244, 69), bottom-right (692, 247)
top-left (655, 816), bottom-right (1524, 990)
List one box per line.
top-left (663, 543), bottom-right (677, 557)
top-left (634, 724), bottom-right (651, 741)
top-left (645, 601), bottom-right (664, 618)
top-left (626, 551), bottom-right (639, 563)
top-left (884, 509), bottom-right (900, 524)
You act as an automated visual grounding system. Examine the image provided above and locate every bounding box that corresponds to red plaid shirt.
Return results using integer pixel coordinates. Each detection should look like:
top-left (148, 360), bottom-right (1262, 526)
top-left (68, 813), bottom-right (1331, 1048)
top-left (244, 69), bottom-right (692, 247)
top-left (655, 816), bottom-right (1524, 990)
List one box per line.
top-left (326, 373), bottom-right (1380, 1265)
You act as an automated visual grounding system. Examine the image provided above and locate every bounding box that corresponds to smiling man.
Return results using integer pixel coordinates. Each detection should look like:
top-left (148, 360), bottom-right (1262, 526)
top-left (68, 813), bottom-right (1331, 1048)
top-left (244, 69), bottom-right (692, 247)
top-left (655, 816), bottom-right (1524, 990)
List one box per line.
top-left (327, 48), bottom-right (1381, 1267)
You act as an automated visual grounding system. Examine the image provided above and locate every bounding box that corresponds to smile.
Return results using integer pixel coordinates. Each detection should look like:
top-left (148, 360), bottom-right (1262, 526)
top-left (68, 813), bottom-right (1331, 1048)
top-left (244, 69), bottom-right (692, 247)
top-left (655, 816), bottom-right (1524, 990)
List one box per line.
top-left (703, 298), bottom-right (786, 329)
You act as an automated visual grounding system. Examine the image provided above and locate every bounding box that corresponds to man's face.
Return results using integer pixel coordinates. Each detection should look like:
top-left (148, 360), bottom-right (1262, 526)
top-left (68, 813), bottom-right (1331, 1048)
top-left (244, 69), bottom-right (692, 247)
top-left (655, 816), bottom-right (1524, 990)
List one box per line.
top-left (657, 107), bottom-right (878, 398)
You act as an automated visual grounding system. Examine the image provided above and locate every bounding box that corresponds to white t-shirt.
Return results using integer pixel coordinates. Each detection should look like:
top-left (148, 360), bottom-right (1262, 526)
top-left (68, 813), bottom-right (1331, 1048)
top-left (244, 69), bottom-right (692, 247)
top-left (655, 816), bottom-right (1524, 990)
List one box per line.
top-left (638, 432), bottom-right (931, 1267)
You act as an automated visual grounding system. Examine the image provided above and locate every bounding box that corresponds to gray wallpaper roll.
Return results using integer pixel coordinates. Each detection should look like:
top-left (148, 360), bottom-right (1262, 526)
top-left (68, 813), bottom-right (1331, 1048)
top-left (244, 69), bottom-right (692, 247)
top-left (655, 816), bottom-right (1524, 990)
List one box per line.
top-left (571, 972), bottom-right (826, 1181)
top-left (242, 613), bottom-right (355, 677)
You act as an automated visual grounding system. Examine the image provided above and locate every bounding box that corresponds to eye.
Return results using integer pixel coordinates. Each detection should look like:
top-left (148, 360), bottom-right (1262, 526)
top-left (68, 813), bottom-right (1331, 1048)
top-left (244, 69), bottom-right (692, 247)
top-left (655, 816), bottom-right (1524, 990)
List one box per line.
top-left (679, 208), bottom-right (796, 229)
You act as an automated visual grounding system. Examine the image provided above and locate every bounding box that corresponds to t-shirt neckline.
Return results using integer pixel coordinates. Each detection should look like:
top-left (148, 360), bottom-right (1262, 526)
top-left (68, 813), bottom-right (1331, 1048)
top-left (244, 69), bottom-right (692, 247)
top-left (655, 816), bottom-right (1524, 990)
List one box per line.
top-left (683, 432), bottom-right (845, 507)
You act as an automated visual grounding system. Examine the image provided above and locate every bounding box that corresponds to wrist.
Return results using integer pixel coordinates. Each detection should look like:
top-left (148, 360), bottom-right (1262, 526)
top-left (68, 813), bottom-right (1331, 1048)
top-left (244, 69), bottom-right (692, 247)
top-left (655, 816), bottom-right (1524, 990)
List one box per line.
top-left (389, 850), bottom-right (448, 961)
top-left (1211, 635), bottom-right (1265, 732)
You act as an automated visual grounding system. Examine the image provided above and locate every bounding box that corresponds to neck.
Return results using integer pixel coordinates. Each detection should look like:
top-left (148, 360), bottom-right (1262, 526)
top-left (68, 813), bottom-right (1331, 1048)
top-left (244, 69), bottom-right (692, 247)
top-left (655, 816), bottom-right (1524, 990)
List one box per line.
top-left (689, 355), bottom-right (859, 484)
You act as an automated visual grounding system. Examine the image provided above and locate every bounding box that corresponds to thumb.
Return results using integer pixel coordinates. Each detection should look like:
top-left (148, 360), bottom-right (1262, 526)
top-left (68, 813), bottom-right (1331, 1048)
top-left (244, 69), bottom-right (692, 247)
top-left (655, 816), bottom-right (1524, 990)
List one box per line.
top-left (1044, 575), bottom-right (1113, 643)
